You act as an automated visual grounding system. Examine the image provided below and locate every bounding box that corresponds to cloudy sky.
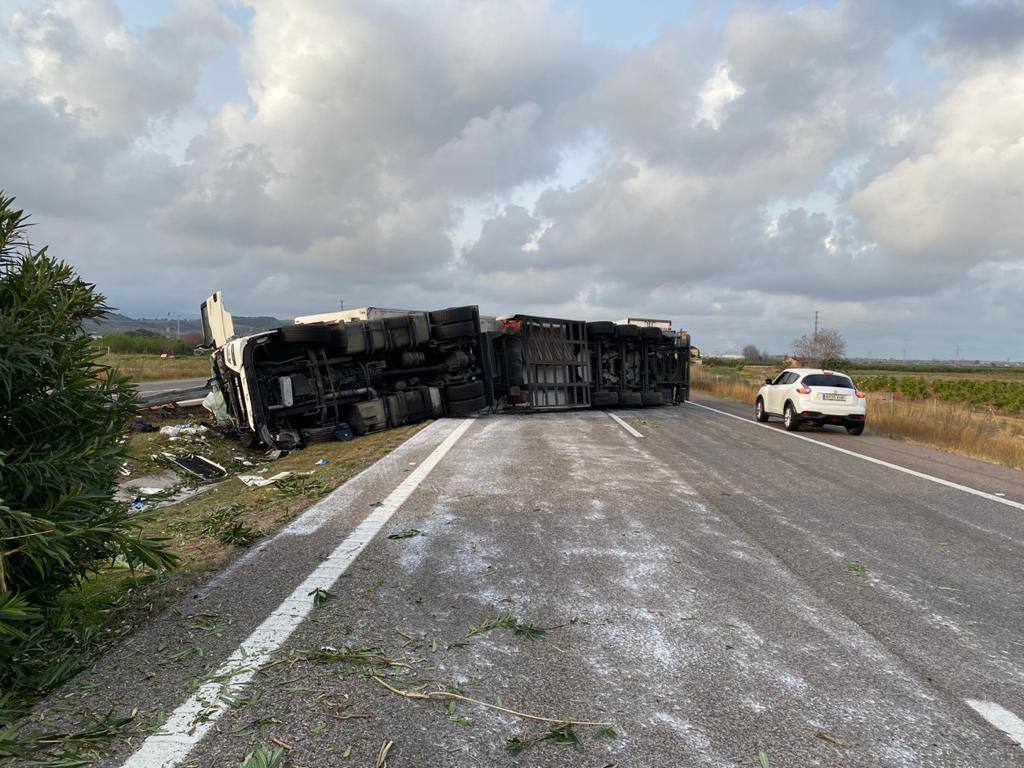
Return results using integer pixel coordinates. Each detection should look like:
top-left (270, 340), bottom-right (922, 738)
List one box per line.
top-left (2, 0), bottom-right (1023, 358)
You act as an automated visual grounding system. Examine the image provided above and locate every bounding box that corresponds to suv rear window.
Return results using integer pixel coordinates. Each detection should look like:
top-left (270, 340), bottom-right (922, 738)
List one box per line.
top-left (802, 374), bottom-right (854, 388)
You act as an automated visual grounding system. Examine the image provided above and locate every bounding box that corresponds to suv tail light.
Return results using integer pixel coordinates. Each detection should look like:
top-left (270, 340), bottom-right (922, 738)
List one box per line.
top-left (796, 387), bottom-right (811, 395)
top-left (855, 391), bottom-right (866, 398)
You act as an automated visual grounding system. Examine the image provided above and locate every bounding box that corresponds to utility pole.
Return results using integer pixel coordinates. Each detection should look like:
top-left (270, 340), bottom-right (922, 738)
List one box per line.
top-left (814, 310), bottom-right (819, 341)
top-left (339, 300), bottom-right (345, 311)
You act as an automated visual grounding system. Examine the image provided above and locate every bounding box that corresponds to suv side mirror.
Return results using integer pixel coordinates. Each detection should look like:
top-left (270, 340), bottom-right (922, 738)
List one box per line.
top-left (765, 378), bottom-right (773, 385)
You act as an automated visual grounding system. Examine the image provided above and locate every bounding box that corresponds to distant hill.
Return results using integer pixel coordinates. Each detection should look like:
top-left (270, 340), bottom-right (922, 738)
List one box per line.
top-left (87, 312), bottom-right (285, 337)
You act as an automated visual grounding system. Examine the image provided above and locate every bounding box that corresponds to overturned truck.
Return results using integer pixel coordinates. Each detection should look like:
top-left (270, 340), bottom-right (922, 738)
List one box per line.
top-left (201, 292), bottom-right (691, 449)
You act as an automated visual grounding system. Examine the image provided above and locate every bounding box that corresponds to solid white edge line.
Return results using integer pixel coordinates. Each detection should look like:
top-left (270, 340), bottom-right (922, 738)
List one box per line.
top-left (685, 401), bottom-right (1024, 512)
top-left (120, 417), bottom-right (476, 768)
top-left (966, 699), bottom-right (1024, 750)
top-left (607, 411), bottom-right (643, 438)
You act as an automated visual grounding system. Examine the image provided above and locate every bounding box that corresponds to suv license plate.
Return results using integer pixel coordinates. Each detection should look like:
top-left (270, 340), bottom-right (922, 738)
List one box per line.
top-left (822, 393), bottom-right (846, 401)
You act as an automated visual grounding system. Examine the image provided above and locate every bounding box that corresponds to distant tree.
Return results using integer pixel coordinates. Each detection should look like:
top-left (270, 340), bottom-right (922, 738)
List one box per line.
top-left (742, 344), bottom-right (761, 361)
top-left (791, 328), bottom-right (847, 365)
top-left (125, 328), bottom-right (159, 337)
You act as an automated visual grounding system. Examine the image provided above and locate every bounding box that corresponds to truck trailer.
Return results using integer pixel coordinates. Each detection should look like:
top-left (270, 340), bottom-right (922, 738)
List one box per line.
top-left (200, 292), bottom-right (690, 449)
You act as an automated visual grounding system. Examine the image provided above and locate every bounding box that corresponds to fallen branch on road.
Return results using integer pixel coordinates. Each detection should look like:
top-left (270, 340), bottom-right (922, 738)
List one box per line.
top-left (370, 675), bottom-right (612, 727)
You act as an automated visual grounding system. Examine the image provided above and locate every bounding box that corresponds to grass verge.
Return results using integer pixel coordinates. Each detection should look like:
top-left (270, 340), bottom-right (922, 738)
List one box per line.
top-left (692, 367), bottom-right (1024, 470)
top-left (2, 413), bottom-right (427, 736)
top-left (99, 353), bottom-right (212, 381)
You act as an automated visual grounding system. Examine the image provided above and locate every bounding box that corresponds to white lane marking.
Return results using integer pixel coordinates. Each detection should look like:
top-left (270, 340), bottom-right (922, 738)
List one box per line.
top-left (120, 418), bottom-right (475, 768)
top-left (686, 402), bottom-right (1024, 512)
top-left (966, 699), bottom-right (1024, 749)
top-left (607, 411), bottom-right (643, 438)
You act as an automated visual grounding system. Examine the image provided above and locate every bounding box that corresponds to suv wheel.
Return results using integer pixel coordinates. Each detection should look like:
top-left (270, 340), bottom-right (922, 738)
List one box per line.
top-left (846, 423), bottom-right (865, 436)
top-left (755, 398), bottom-right (769, 422)
top-left (783, 403), bottom-right (800, 431)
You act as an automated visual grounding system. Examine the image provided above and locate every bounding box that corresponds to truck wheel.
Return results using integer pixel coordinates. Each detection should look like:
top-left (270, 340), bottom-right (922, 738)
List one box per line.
top-left (587, 321), bottom-right (615, 338)
top-left (445, 380), bottom-right (485, 400)
top-left (620, 391), bottom-right (643, 407)
top-left (640, 327), bottom-right (663, 341)
top-left (432, 320), bottom-right (477, 341)
top-left (590, 390), bottom-right (618, 407)
top-left (429, 306), bottom-right (476, 325)
top-left (641, 390), bottom-right (663, 406)
top-left (279, 323), bottom-right (333, 346)
top-left (447, 395), bottom-right (486, 416)
top-left (615, 324), bottom-right (640, 340)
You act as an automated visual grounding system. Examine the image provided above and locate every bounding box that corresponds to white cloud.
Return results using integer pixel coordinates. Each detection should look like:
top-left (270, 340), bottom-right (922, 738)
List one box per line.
top-left (693, 63), bottom-right (745, 130)
top-left (3, 0), bottom-right (1024, 358)
top-left (852, 52), bottom-right (1024, 263)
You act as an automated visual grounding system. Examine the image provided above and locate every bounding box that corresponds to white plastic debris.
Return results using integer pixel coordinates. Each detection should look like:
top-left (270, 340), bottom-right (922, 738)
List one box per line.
top-left (237, 472), bottom-right (293, 488)
top-left (159, 424), bottom-right (209, 438)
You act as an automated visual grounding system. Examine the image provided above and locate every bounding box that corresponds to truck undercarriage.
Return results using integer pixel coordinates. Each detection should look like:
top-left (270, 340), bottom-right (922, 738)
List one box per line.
top-left (201, 293), bottom-right (690, 449)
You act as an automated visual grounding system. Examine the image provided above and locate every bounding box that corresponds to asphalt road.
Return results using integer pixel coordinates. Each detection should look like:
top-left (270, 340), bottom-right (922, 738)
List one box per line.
top-left (133, 377), bottom-right (210, 397)
top-left (31, 396), bottom-right (1024, 767)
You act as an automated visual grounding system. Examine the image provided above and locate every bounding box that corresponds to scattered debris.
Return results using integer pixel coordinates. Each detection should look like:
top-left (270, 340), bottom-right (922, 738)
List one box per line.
top-left (815, 731), bottom-right (848, 748)
top-left (132, 419), bottom-right (157, 433)
top-left (467, 612), bottom-right (559, 640)
top-left (842, 559), bottom-right (867, 577)
top-left (165, 453), bottom-right (226, 480)
top-left (159, 424), bottom-right (209, 438)
top-left (239, 745), bottom-right (286, 768)
top-left (238, 472), bottom-right (293, 488)
top-left (217, 520), bottom-right (260, 546)
top-left (373, 740), bottom-right (393, 768)
top-left (387, 529), bottom-right (424, 540)
top-left (506, 722), bottom-right (587, 755)
top-left (372, 675), bottom-right (613, 727)
top-left (309, 587), bottom-right (334, 607)
top-left (315, 459), bottom-right (330, 466)
top-left (264, 449), bottom-right (289, 461)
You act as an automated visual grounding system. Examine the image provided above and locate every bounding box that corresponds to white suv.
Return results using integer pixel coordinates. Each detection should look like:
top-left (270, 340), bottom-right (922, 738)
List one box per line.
top-left (755, 368), bottom-right (867, 435)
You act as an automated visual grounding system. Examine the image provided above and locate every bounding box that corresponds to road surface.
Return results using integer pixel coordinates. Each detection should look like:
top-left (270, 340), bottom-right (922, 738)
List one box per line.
top-left (133, 377), bottom-right (210, 398)
top-left (32, 395), bottom-right (1024, 767)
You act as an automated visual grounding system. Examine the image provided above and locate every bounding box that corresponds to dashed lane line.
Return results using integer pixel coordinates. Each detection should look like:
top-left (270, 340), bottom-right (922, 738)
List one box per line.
top-left (607, 411), bottom-right (643, 438)
top-left (966, 699), bottom-right (1024, 750)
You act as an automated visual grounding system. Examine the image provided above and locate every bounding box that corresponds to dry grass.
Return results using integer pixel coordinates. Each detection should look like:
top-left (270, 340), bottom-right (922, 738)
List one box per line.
top-left (57, 416), bottom-right (429, 672)
top-left (691, 366), bottom-right (760, 402)
top-left (692, 366), bottom-right (1024, 470)
top-left (100, 353), bottom-right (212, 381)
top-left (868, 399), bottom-right (1024, 469)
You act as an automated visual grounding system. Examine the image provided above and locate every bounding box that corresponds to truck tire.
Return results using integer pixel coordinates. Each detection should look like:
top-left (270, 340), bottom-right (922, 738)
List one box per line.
top-left (279, 323), bottom-right (333, 346)
top-left (620, 391), bottom-right (643, 407)
top-left (447, 395), bottom-right (486, 416)
top-left (642, 390), bottom-right (663, 406)
top-left (640, 327), bottom-right (663, 341)
top-left (586, 321), bottom-right (616, 338)
top-left (615, 324), bottom-right (640, 340)
top-left (445, 380), bottom-right (485, 400)
top-left (590, 390), bottom-right (618, 407)
top-left (429, 306), bottom-right (476, 325)
top-left (432, 320), bottom-right (478, 341)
